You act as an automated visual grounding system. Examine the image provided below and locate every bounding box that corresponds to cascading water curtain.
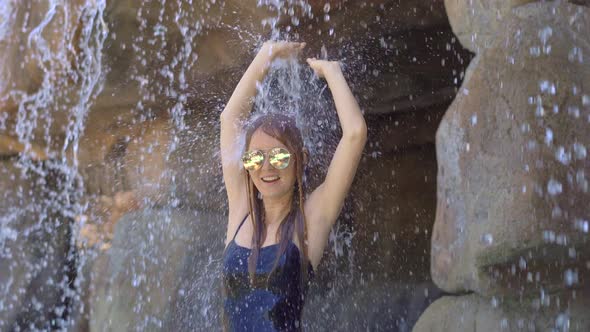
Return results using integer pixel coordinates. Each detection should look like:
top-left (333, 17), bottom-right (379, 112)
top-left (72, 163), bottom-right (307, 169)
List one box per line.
top-left (1, 0), bottom-right (107, 330)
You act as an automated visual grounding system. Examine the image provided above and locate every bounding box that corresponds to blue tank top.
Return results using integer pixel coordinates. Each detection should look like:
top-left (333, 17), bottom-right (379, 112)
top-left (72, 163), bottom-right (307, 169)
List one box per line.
top-left (222, 214), bottom-right (314, 331)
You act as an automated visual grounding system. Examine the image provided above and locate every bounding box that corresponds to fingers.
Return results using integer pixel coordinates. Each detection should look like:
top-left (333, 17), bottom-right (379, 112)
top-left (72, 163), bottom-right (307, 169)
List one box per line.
top-left (287, 41), bottom-right (306, 53)
top-left (270, 41), bottom-right (306, 58)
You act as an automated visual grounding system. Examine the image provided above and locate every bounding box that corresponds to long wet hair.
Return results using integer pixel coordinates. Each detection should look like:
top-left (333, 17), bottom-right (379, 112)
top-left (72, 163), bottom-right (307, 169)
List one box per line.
top-left (243, 113), bottom-right (311, 287)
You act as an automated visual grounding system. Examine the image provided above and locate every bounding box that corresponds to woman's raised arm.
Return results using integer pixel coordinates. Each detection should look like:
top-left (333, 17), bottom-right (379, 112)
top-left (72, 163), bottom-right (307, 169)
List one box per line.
top-left (304, 58), bottom-right (367, 267)
top-left (220, 41), bottom-right (305, 242)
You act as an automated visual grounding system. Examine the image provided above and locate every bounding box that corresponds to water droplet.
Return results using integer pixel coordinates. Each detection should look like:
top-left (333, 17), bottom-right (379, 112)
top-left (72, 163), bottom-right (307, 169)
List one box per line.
top-left (527, 140), bottom-right (538, 151)
top-left (545, 128), bottom-right (553, 145)
top-left (500, 318), bottom-right (509, 329)
top-left (556, 233), bottom-right (568, 246)
top-left (543, 230), bottom-right (556, 243)
top-left (568, 105), bottom-right (580, 118)
top-left (555, 313), bottom-right (570, 330)
top-left (564, 269), bottom-right (578, 286)
top-left (519, 257), bottom-right (527, 270)
top-left (480, 233), bottom-right (494, 246)
top-left (547, 178), bottom-right (562, 196)
top-left (575, 219), bottom-right (589, 233)
top-left (573, 143), bottom-right (586, 159)
top-left (568, 46), bottom-right (583, 63)
top-left (568, 247), bottom-right (577, 258)
top-left (555, 146), bottom-right (571, 165)
top-left (576, 170), bottom-right (588, 192)
top-left (538, 26), bottom-right (553, 43)
top-left (539, 80), bottom-right (556, 94)
top-left (540, 289), bottom-right (550, 307)
top-left (491, 296), bottom-right (499, 308)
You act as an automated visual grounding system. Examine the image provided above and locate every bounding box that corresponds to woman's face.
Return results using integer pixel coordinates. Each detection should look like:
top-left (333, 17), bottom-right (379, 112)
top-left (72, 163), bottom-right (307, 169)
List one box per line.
top-left (247, 128), bottom-right (297, 200)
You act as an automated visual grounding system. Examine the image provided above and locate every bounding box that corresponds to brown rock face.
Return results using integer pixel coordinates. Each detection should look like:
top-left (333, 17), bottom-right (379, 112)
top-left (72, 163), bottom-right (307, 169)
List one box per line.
top-left (0, 0), bottom-right (103, 150)
top-left (444, 0), bottom-right (537, 53)
top-left (413, 292), bottom-right (590, 332)
top-left (444, 0), bottom-right (589, 53)
top-left (432, 1), bottom-right (590, 295)
top-left (1, 0), bottom-right (475, 330)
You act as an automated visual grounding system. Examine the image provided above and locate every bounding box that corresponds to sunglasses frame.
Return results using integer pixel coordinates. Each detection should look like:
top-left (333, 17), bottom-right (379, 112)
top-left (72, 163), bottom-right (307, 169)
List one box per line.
top-left (242, 147), bottom-right (292, 171)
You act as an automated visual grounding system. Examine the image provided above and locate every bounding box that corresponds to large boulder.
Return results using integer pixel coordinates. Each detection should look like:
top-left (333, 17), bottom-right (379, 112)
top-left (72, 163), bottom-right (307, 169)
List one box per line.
top-left (0, 161), bottom-right (74, 330)
top-left (444, 0), bottom-right (536, 53)
top-left (444, 0), bottom-right (589, 53)
top-left (79, 112), bottom-right (226, 211)
top-left (88, 209), bottom-right (225, 331)
top-left (432, 1), bottom-right (590, 295)
top-left (413, 292), bottom-right (590, 332)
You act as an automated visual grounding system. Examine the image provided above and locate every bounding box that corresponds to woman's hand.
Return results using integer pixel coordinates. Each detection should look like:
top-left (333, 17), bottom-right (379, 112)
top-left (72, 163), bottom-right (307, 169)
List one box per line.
top-left (257, 41), bottom-right (306, 62)
top-left (306, 58), bottom-right (341, 78)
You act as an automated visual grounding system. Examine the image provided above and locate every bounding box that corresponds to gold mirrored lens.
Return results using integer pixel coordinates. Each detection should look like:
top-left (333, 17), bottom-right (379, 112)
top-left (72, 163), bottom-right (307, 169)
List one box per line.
top-left (242, 150), bottom-right (264, 171)
top-left (269, 148), bottom-right (291, 170)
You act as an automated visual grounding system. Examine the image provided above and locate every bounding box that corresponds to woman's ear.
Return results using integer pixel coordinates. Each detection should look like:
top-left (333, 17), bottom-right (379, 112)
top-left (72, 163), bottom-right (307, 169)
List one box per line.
top-left (302, 148), bottom-right (309, 166)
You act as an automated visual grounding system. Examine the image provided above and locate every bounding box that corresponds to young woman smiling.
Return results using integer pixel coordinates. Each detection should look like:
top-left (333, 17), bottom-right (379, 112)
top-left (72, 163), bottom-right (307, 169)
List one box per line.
top-left (220, 41), bottom-right (367, 331)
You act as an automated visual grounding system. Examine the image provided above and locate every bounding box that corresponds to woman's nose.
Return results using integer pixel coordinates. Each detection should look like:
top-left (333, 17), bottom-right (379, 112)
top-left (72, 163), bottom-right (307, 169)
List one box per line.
top-left (260, 155), bottom-right (272, 170)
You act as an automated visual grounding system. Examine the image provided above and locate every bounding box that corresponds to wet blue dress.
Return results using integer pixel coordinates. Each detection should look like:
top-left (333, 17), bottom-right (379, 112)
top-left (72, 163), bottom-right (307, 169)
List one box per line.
top-left (222, 215), bottom-right (314, 331)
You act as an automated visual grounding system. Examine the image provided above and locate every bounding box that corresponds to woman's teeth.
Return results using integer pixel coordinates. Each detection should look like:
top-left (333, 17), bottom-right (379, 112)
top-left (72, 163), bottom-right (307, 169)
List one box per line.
top-left (261, 176), bottom-right (280, 183)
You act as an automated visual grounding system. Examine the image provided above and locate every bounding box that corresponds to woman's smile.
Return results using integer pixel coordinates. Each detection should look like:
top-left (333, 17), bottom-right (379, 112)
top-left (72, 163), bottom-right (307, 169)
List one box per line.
top-left (261, 175), bottom-right (280, 183)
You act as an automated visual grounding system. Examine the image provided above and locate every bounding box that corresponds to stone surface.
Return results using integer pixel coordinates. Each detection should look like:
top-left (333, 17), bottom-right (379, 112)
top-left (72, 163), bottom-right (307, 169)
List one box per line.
top-left (445, 0), bottom-right (590, 53)
top-left (0, 161), bottom-right (74, 330)
top-left (0, 0), bottom-right (476, 329)
top-left (413, 291), bottom-right (590, 332)
top-left (88, 209), bottom-right (225, 331)
top-left (432, 1), bottom-right (590, 295)
top-left (305, 281), bottom-right (441, 331)
top-left (444, 0), bottom-right (536, 53)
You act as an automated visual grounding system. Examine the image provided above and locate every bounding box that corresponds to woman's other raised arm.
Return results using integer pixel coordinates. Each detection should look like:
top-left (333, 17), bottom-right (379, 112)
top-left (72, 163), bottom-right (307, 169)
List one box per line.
top-left (304, 58), bottom-right (367, 267)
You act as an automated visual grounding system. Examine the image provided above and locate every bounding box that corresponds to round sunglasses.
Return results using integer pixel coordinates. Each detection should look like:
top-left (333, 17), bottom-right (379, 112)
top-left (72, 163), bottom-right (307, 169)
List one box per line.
top-left (241, 147), bottom-right (291, 171)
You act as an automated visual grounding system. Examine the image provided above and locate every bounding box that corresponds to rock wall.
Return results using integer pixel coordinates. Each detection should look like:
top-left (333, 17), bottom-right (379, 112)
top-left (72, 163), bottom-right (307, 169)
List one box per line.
top-left (415, 1), bottom-right (590, 331)
top-left (1, 0), bottom-right (475, 330)
top-left (87, 209), bottom-right (225, 331)
top-left (0, 162), bottom-right (75, 330)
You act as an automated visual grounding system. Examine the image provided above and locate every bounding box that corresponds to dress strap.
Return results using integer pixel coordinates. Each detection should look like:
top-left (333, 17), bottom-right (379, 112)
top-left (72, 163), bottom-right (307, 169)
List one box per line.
top-left (232, 214), bottom-right (249, 242)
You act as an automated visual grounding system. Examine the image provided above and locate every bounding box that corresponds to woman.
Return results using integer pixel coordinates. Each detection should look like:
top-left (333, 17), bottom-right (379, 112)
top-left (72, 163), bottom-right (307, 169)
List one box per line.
top-left (220, 41), bottom-right (367, 331)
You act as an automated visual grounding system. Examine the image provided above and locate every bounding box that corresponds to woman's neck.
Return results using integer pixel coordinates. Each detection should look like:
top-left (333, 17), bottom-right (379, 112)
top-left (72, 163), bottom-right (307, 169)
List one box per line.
top-left (262, 194), bottom-right (293, 225)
